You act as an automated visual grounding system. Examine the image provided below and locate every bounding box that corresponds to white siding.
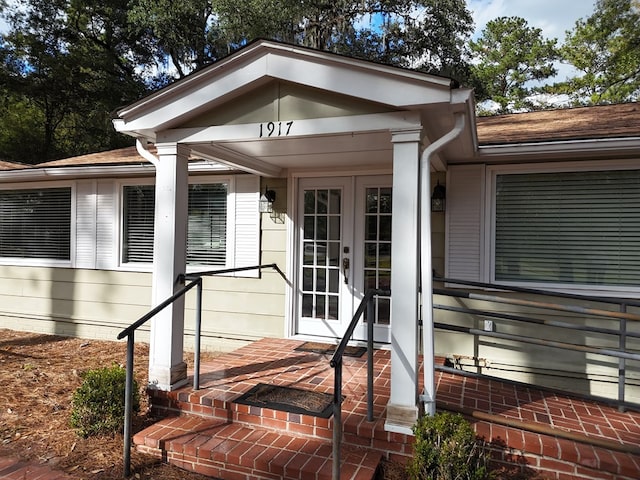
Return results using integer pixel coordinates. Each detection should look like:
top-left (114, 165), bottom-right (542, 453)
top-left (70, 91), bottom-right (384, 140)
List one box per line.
top-left (446, 165), bottom-right (485, 281)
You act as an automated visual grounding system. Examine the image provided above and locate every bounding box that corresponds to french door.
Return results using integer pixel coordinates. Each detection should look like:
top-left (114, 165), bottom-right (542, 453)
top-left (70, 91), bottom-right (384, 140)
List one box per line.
top-left (296, 175), bottom-right (392, 343)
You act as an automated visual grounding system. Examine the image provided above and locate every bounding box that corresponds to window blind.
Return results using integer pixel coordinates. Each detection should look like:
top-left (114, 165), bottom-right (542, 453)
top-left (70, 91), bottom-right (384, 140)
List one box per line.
top-left (495, 170), bottom-right (640, 286)
top-left (122, 183), bottom-right (228, 266)
top-left (122, 185), bottom-right (155, 263)
top-left (187, 184), bottom-right (227, 266)
top-left (0, 187), bottom-right (72, 260)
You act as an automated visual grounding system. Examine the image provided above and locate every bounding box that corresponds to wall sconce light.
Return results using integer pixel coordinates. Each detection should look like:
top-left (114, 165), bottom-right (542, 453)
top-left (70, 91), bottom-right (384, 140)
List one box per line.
top-left (431, 181), bottom-right (446, 212)
top-left (259, 186), bottom-right (276, 213)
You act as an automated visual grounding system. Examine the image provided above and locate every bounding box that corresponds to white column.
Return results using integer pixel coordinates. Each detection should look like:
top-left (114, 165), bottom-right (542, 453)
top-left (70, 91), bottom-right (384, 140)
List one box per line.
top-left (148, 142), bottom-right (190, 391)
top-left (385, 128), bottom-right (422, 434)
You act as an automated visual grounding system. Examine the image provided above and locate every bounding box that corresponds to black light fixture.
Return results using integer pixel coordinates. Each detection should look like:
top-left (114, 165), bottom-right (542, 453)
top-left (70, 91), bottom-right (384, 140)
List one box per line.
top-left (431, 180), bottom-right (446, 212)
top-left (259, 186), bottom-right (276, 213)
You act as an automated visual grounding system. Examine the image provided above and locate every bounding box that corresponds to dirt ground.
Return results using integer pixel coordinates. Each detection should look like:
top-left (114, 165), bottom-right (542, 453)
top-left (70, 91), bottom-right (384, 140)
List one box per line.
top-left (0, 328), bottom-right (407, 480)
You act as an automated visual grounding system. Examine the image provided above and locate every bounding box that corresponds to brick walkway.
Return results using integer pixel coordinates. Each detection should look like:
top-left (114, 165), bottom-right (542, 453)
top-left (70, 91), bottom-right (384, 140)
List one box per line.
top-left (0, 457), bottom-right (72, 480)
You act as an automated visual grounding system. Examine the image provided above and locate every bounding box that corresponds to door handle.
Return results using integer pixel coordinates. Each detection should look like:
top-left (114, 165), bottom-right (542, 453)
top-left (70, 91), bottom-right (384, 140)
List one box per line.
top-left (342, 257), bottom-right (350, 284)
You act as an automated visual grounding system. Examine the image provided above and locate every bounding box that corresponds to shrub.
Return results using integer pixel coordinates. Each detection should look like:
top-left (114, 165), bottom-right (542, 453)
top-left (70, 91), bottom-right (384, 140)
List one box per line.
top-left (70, 364), bottom-right (140, 437)
top-left (408, 411), bottom-right (492, 480)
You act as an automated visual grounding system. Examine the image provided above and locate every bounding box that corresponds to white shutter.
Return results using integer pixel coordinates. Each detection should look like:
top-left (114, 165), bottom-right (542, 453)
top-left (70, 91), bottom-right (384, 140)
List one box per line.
top-left (75, 181), bottom-right (97, 269)
top-left (96, 181), bottom-right (117, 269)
top-left (233, 174), bottom-right (260, 277)
top-left (446, 165), bottom-right (485, 281)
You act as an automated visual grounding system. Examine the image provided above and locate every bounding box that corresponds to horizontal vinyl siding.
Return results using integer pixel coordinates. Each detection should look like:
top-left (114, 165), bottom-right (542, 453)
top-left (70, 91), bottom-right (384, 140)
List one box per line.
top-left (433, 292), bottom-right (640, 404)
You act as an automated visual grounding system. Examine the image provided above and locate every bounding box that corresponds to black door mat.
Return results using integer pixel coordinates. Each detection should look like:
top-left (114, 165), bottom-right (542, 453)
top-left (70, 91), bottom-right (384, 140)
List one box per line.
top-left (294, 341), bottom-right (366, 358)
top-left (234, 383), bottom-right (334, 418)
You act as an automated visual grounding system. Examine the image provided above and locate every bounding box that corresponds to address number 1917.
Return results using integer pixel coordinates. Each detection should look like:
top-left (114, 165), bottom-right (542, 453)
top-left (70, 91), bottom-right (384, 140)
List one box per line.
top-left (259, 121), bottom-right (294, 138)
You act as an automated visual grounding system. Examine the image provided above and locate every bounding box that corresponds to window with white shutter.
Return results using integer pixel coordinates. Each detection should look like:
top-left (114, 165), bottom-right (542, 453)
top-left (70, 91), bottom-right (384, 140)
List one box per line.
top-left (121, 176), bottom-right (258, 272)
top-left (0, 187), bottom-right (72, 261)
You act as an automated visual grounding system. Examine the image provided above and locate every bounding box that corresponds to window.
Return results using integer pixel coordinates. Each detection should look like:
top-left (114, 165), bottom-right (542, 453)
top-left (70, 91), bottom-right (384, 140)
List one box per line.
top-left (494, 169), bottom-right (640, 287)
top-left (122, 182), bottom-right (228, 266)
top-left (0, 187), bottom-right (72, 261)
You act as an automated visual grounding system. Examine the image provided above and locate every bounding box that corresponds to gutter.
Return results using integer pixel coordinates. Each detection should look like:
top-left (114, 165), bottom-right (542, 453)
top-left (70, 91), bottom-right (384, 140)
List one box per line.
top-left (477, 136), bottom-right (640, 160)
top-left (136, 138), bottom-right (159, 166)
top-left (419, 112), bottom-right (466, 415)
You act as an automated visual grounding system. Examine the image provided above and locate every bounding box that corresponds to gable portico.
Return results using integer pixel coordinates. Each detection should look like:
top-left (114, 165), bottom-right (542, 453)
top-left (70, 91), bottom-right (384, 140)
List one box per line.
top-left (113, 40), bottom-right (476, 433)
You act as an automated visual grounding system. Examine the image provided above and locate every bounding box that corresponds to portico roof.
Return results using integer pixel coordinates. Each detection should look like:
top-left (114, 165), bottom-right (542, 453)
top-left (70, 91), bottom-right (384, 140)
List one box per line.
top-left (114, 40), bottom-right (477, 175)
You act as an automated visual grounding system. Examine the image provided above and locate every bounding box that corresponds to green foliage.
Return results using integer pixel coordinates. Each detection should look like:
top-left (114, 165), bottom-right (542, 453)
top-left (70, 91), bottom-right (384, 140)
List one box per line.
top-left (560, 0), bottom-right (640, 105)
top-left (408, 412), bottom-right (492, 480)
top-left (70, 365), bottom-right (139, 438)
top-left (469, 16), bottom-right (559, 114)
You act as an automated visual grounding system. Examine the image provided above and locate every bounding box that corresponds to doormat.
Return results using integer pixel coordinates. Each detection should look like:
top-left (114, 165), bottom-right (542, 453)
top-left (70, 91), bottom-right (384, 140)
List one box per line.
top-left (234, 383), bottom-right (334, 418)
top-left (294, 341), bottom-right (366, 358)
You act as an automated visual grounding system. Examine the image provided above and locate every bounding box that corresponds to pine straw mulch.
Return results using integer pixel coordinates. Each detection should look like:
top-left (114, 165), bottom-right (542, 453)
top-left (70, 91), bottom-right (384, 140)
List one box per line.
top-left (0, 328), bottom-right (409, 480)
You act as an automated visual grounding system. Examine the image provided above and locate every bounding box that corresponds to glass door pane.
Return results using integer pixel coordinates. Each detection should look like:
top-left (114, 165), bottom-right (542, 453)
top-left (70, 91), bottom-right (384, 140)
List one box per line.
top-left (363, 187), bottom-right (392, 325)
top-left (301, 188), bottom-right (342, 321)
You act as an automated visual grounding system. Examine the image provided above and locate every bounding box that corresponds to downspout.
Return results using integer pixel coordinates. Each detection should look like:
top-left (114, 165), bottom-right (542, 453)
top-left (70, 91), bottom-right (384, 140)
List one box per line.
top-left (420, 112), bottom-right (465, 415)
top-left (136, 138), bottom-right (159, 166)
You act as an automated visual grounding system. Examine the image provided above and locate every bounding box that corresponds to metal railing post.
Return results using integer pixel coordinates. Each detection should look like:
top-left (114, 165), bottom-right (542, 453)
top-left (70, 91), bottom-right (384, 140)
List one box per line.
top-left (193, 278), bottom-right (203, 391)
top-left (332, 360), bottom-right (342, 480)
top-left (619, 303), bottom-right (627, 412)
top-left (123, 332), bottom-right (134, 478)
top-left (367, 293), bottom-right (375, 422)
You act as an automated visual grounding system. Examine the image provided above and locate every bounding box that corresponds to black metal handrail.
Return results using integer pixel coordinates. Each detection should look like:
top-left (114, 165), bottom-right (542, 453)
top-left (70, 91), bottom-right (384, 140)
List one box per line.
top-left (433, 276), bottom-right (640, 411)
top-left (117, 263), bottom-right (284, 478)
top-left (329, 288), bottom-right (389, 480)
top-left (117, 276), bottom-right (203, 478)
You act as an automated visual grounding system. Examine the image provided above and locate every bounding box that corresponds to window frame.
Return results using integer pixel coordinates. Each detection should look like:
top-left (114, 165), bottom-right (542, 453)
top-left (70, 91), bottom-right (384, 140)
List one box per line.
top-left (486, 159), bottom-right (640, 295)
top-left (0, 181), bottom-right (76, 267)
top-left (117, 175), bottom-right (235, 272)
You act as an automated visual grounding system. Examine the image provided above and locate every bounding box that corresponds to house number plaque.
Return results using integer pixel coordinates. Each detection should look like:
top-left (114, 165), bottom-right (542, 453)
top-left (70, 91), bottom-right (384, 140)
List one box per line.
top-left (259, 121), bottom-right (294, 138)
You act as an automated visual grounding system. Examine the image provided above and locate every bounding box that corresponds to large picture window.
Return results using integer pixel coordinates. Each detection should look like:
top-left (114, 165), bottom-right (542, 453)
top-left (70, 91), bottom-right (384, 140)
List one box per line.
top-left (122, 183), bottom-right (228, 266)
top-left (495, 169), bottom-right (640, 286)
top-left (0, 187), bottom-right (72, 261)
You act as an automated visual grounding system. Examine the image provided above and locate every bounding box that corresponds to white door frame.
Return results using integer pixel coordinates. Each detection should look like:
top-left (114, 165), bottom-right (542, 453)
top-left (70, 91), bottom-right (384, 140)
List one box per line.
top-left (291, 173), bottom-right (392, 343)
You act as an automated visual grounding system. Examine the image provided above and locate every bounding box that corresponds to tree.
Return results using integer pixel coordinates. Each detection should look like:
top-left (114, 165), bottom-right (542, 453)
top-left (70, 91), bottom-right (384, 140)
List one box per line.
top-left (0, 0), bottom-right (149, 163)
top-left (469, 16), bottom-right (559, 114)
top-left (127, 0), bottom-right (474, 82)
top-left (560, 0), bottom-right (640, 105)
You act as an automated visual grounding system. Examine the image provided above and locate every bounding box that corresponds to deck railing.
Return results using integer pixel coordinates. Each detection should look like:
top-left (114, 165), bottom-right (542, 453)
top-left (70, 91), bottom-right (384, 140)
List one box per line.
top-left (116, 263), bottom-right (284, 478)
top-left (329, 288), bottom-right (389, 480)
top-left (433, 276), bottom-right (640, 411)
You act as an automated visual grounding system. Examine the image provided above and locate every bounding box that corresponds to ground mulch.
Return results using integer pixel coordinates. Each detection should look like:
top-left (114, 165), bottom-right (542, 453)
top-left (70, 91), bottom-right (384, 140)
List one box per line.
top-left (0, 328), bottom-right (408, 480)
top-left (0, 328), bottom-right (213, 479)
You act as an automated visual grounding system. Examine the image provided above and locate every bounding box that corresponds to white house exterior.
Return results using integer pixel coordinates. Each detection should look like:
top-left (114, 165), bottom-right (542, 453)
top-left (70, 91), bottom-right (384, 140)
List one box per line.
top-left (1, 41), bottom-right (639, 431)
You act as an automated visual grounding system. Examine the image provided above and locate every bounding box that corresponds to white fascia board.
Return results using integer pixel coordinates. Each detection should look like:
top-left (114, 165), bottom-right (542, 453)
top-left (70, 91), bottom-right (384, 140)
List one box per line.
top-left (116, 56), bottom-right (271, 133)
top-left (156, 111), bottom-right (422, 144)
top-left (0, 162), bottom-right (230, 183)
top-left (478, 137), bottom-right (640, 159)
top-left (261, 41), bottom-right (453, 88)
top-left (264, 52), bottom-right (452, 107)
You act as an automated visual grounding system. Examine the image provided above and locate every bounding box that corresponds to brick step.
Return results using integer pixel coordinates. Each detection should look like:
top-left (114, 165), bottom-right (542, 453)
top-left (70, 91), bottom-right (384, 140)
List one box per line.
top-left (150, 386), bottom-right (415, 458)
top-left (134, 415), bottom-right (381, 480)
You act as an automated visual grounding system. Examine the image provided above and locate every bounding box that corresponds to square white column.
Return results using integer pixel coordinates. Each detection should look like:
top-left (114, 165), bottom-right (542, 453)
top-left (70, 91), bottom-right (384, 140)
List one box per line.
top-left (148, 143), bottom-right (190, 391)
top-left (385, 129), bottom-right (422, 434)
